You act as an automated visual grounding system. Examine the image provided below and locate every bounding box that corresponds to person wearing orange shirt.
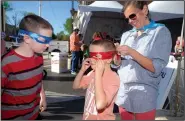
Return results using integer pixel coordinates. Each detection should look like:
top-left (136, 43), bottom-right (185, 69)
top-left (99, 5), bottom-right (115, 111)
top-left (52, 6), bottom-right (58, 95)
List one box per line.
top-left (70, 28), bottom-right (82, 75)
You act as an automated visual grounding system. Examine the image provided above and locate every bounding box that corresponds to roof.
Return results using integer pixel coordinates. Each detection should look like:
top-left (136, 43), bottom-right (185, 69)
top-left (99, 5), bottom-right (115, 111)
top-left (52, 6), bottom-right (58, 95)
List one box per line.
top-left (78, 1), bottom-right (123, 13)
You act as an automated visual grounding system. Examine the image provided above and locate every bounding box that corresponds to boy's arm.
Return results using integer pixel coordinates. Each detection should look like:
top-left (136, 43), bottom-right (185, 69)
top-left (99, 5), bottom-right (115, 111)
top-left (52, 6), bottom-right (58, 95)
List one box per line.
top-left (94, 60), bottom-right (108, 110)
top-left (1, 60), bottom-right (9, 95)
top-left (94, 71), bottom-right (107, 110)
top-left (73, 69), bottom-right (86, 89)
top-left (40, 83), bottom-right (46, 100)
top-left (1, 70), bottom-right (8, 95)
top-left (73, 58), bottom-right (91, 89)
top-left (95, 71), bottom-right (120, 111)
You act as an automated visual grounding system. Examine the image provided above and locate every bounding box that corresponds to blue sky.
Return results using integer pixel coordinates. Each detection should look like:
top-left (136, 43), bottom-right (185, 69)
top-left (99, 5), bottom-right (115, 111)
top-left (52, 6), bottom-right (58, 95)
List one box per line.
top-left (6, 1), bottom-right (79, 34)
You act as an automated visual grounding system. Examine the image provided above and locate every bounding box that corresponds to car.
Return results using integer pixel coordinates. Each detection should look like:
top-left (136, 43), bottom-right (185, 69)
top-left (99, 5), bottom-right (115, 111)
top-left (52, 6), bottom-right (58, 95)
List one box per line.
top-left (5, 36), bottom-right (20, 50)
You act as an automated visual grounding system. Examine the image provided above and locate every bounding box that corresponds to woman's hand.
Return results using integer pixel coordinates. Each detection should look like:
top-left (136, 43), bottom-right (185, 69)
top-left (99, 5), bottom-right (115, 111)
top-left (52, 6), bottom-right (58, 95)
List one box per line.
top-left (81, 58), bottom-right (91, 72)
top-left (117, 45), bottom-right (133, 56)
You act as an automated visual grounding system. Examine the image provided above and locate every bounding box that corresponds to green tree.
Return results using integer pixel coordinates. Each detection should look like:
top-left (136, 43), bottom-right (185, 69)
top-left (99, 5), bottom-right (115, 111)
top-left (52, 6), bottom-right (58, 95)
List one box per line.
top-left (21, 11), bottom-right (35, 17)
top-left (3, 1), bottom-right (13, 11)
top-left (57, 31), bottom-right (65, 40)
top-left (62, 34), bottom-right (69, 41)
top-left (56, 31), bottom-right (70, 41)
top-left (52, 33), bottom-right (57, 40)
top-left (63, 17), bottom-right (72, 35)
top-left (3, 1), bottom-right (13, 24)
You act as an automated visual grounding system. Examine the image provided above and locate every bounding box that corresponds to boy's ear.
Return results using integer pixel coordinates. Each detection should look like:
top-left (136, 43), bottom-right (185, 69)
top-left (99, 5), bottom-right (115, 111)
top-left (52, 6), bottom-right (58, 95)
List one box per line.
top-left (23, 35), bottom-right (31, 44)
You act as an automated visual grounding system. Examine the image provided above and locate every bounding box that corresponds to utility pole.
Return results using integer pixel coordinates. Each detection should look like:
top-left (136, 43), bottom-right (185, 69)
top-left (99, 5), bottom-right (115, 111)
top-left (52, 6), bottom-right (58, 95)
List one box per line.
top-left (69, 0), bottom-right (75, 53)
top-left (39, 1), bottom-right (41, 16)
top-left (71, 0), bottom-right (74, 29)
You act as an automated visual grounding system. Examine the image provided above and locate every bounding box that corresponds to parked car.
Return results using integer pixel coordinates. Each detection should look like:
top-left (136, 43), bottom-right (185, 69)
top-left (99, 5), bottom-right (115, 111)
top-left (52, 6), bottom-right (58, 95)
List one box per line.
top-left (5, 36), bottom-right (20, 50)
top-left (48, 40), bottom-right (69, 53)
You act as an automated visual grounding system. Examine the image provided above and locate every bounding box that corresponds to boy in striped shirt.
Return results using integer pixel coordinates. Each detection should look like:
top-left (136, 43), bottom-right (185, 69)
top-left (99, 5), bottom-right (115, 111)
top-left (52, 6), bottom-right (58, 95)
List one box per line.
top-left (1, 14), bottom-right (53, 120)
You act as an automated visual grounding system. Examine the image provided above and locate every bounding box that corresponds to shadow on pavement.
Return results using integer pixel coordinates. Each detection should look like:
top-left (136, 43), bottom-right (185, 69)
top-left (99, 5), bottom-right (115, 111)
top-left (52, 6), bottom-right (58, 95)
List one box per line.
top-left (46, 98), bottom-right (85, 114)
top-left (41, 97), bottom-right (119, 120)
top-left (41, 98), bottom-right (84, 120)
top-left (42, 115), bottom-right (74, 120)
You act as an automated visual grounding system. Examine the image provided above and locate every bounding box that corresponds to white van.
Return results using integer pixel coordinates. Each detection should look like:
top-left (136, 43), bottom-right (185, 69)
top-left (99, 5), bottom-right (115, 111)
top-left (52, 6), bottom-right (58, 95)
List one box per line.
top-left (5, 36), bottom-right (20, 50)
top-left (48, 40), bottom-right (69, 53)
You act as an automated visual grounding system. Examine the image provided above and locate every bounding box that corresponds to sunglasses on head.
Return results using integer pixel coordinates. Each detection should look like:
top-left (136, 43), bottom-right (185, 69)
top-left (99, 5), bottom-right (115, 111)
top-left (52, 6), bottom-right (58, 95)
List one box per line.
top-left (125, 13), bottom-right (137, 23)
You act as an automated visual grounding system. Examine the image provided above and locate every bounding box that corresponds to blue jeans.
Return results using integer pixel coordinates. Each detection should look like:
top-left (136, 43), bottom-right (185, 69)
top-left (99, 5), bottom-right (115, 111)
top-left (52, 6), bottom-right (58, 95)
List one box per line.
top-left (71, 51), bottom-right (79, 72)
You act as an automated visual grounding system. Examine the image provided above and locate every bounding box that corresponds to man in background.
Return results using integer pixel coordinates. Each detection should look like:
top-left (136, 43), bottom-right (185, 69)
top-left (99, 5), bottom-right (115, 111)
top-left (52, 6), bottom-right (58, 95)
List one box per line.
top-left (70, 28), bottom-right (82, 75)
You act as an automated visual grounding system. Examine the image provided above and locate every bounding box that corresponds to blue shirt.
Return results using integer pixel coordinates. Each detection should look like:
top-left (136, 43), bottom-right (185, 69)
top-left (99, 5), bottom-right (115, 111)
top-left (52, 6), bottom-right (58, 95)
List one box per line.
top-left (115, 25), bottom-right (172, 113)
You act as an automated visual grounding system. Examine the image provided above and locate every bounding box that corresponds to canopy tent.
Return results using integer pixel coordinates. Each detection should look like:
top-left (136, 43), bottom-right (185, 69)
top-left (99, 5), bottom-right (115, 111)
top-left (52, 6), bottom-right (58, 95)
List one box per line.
top-left (149, 1), bottom-right (184, 48)
top-left (78, 1), bottom-right (123, 14)
top-left (73, 1), bottom-right (123, 40)
top-left (149, 1), bottom-right (184, 21)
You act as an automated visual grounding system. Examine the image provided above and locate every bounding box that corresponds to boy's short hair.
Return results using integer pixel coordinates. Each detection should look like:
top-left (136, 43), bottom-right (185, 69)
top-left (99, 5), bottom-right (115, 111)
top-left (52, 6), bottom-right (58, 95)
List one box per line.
top-left (81, 44), bottom-right (88, 50)
top-left (19, 14), bottom-right (53, 34)
top-left (90, 39), bottom-right (116, 52)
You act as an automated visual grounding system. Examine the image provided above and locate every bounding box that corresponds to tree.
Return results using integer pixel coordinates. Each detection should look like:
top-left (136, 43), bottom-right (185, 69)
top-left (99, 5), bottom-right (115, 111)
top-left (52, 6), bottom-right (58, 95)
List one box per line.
top-left (63, 17), bottom-right (73, 35)
top-left (3, 1), bottom-right (13, 11)
top-left (57, 31), bottom-right (65, 40)
top-left (3, 1), bottom-right (13, 24)
top-left (56, 31), bottom-right (70, 41)
top-left (21, 11), bottom-right (35, 17)
top-left (52, 33), bottom-right (57, 40)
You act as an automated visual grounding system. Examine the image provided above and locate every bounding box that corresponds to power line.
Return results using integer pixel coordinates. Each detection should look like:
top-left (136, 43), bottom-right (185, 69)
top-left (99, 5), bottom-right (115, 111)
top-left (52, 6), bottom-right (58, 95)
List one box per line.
top-left (49, 1), bottom-right (58, 23)
top-left (48, 0), bottom-right (62, 32)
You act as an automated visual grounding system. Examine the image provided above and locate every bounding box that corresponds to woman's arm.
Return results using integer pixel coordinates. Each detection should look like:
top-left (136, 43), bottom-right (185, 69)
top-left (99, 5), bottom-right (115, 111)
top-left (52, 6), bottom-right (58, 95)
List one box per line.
top-left (129, 48), bottom-right (155, 73)
top-left (118, 26), bottom-right (172, 75)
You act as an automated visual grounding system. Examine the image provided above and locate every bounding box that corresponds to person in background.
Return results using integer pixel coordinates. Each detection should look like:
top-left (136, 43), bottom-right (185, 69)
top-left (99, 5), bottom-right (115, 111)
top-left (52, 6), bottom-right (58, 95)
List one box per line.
top-left (1, 14), bottom-right (53, 120)
top-left (73, 40), bottom-right (120, 120)
top-left (80, 44), bottom-right (89, 60)
top-left (174, 36), bottom-right (184, 56)
top-left (70, 28), bottom-right (82, 75)
top-left (113, 1), bottom-right (172, 120)
top-left (92, 32), bottom-right (103, 41)
top-left (78, 33), bottom-right (84, 68)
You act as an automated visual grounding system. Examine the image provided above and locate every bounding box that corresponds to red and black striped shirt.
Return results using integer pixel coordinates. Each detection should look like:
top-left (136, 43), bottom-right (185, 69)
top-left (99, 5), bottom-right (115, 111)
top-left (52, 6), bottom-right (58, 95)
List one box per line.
top-left (1, 50), bottom-right (43, 120)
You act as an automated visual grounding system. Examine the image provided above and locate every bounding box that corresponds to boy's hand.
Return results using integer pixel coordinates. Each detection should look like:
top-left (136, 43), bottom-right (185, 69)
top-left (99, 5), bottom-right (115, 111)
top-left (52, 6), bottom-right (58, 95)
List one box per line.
top-left (95, 59), bottom-right (105, 76)
top-left (81, 58), bottom-right (91, 72)
top-left (39, 98), bottom-right (47, 112)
